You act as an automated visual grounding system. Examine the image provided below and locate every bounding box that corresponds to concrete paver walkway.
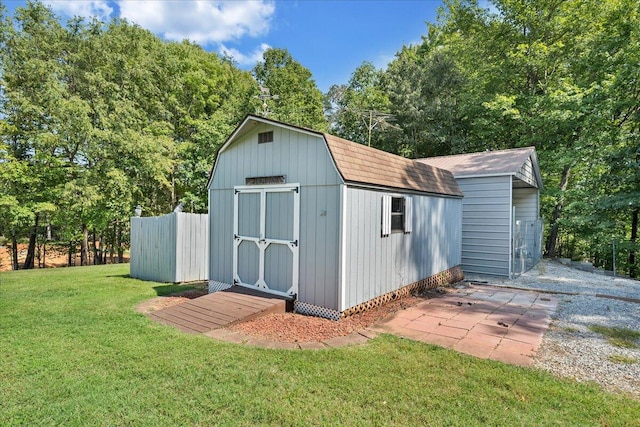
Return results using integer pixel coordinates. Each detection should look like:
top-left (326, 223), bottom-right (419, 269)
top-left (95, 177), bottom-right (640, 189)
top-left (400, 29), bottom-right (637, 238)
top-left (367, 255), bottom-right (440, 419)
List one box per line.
top-left (369, 285), bottom-right (558, 365)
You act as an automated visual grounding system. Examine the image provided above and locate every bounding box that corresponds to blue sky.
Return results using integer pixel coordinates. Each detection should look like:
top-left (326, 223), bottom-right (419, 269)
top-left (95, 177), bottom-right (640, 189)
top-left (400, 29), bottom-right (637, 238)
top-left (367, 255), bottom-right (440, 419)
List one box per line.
top-left (3, 1), bottom-right (444, 92)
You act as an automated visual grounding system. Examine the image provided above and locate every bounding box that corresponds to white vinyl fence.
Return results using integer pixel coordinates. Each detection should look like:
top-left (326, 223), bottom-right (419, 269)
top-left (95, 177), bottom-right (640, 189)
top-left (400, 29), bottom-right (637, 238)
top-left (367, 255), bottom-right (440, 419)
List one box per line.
top-left (130, 212), bottom-right (208, 283)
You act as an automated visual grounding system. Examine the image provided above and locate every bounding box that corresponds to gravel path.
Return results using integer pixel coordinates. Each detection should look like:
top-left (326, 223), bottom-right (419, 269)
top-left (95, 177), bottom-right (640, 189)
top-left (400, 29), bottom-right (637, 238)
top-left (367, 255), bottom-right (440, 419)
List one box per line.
top-left (467, 259), bottom-right (640, 397)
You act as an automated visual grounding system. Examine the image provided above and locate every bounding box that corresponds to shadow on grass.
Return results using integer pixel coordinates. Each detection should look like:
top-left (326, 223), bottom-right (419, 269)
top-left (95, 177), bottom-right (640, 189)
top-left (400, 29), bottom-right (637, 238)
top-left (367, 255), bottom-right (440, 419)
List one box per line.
top-left (152, 284), bottom-right (207, 297)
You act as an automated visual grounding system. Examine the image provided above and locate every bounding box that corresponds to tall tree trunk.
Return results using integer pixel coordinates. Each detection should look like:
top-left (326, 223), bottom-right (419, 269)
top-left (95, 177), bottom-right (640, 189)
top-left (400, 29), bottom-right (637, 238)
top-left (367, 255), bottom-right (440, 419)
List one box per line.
top-left (545, 165), bottom-right (571, 257)
top-left (92, 231), bottom-right (98, 265)
top-left (117, 220), bottom-right (124, 263)
top-left (11, 235), bottom-right (19, 271)
top-left (81, 224), bottom-right (89, 266)
top-left (109, 221), bottom-right (115, 264)
top-left (102, 236), bottom-right (108, 264)
top-left (630, 207), bottom-right (638, 279)
top-left (23, 214), bottom-right (39, 269)
top-left (98, 234), bottom-right (105, 264)
top-left (68, 241), bottom-right (75, 266)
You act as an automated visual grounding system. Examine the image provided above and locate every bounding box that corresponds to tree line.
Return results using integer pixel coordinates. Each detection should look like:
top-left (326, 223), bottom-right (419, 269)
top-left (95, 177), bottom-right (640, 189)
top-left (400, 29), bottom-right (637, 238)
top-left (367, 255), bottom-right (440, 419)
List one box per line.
top-left (1, 0), bottom-right (637, 277)
top-left (0, 1), bottom-right (324, 269)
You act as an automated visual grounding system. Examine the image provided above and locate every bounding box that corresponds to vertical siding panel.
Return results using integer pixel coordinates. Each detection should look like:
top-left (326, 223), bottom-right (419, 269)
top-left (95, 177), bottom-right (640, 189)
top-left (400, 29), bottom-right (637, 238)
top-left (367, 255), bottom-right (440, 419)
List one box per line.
top-left (375, 195), bottom-right (382, 298)
top-left (340, 187), bottom-right (462, 310)
top-left (312, 187), bottom-right (322, 306)
top-left (513, 187), bottom-right (538, 222)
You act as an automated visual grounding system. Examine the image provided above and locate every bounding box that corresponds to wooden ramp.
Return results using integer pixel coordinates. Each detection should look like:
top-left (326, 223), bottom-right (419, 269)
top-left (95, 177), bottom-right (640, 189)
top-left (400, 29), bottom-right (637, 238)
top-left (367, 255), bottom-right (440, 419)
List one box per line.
top-left (149, 286), bottom-right (289, 334)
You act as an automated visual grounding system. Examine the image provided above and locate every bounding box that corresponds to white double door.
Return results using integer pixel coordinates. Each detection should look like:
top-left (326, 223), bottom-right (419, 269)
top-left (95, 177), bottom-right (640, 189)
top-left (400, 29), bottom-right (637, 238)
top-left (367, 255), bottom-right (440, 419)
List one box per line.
top-left (233, 184), bottom-right (299, 297)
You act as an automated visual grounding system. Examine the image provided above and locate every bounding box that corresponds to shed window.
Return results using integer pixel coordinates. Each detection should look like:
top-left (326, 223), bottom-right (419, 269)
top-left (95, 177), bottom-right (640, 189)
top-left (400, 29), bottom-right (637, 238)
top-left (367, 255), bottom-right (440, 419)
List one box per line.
top-left (382, 195), bottom-right (412, 237)
top-left (391, 197), bottom-right (405, 232)
top-left (258, 131), bottom-right (273, 144)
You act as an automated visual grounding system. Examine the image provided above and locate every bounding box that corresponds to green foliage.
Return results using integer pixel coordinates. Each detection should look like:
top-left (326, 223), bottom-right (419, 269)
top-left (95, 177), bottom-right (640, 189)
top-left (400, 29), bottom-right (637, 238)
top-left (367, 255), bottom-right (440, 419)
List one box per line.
top-left (253, 48), bottom-right (326, 131)
top-left (325, 61), bottom-right (392, 150)
top-left (1, 265), bottom-right (640, 426)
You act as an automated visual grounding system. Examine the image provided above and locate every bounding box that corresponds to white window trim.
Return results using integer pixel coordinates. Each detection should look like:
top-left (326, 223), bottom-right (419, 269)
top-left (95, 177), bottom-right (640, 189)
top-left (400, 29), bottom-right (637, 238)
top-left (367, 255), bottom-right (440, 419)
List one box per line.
top-left (381, 195), bottom-right (391, 237)
top-left (381, 195), bottom-right (412, 237)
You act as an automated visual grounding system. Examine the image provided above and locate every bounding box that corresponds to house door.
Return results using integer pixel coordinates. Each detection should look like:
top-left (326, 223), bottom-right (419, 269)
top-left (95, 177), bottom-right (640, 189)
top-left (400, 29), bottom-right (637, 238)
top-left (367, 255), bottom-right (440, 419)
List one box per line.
top-left (233, 184), bottom-right (299, 297)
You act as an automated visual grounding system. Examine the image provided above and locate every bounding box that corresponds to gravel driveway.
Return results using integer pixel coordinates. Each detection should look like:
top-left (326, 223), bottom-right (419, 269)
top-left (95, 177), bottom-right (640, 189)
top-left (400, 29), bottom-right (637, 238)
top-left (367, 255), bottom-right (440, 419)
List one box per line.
top-left (466, 259), bottom-right (640, 397)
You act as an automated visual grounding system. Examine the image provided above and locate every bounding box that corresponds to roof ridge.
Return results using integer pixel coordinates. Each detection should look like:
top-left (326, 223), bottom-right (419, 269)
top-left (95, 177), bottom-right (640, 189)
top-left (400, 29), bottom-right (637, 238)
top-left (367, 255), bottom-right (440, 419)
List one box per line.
top-left (417, 146), bottom-right (535, 162)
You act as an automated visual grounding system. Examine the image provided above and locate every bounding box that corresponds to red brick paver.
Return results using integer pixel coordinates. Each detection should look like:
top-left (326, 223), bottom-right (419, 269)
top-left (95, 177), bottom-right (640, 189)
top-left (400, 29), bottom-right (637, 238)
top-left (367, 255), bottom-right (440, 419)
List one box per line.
top-left (371, 285), bottom-right (558, 366)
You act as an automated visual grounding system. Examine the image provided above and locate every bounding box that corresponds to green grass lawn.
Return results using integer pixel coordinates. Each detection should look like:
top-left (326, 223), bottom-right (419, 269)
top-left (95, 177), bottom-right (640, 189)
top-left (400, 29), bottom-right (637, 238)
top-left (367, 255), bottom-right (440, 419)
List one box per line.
top-left (1, 265), bottom-right (639, 426)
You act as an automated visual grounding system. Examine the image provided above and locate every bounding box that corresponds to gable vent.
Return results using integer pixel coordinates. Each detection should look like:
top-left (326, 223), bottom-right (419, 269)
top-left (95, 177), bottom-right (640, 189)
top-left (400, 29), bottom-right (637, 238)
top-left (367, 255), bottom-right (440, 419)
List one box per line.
top-left (258, 131), bottom-right (274, 144)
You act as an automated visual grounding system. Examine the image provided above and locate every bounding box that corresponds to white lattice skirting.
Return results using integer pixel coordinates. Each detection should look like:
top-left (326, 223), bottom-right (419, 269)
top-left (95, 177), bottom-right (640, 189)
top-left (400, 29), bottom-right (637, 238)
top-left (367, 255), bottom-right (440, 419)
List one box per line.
top-left (294, 301), bottom-right (340, 321)
top-left (208, 280), bottom-right (232, 293)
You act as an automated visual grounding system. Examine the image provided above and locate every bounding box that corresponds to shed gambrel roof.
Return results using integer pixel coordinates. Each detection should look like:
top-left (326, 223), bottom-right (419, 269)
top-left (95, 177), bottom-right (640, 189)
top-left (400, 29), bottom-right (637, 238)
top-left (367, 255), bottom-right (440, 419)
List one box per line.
top-left (211, 115), bottom-right (462, 197)
top-left (324, 134), bottom-right (462, 197)
top-left (417, 147), bottom-right (543, 189)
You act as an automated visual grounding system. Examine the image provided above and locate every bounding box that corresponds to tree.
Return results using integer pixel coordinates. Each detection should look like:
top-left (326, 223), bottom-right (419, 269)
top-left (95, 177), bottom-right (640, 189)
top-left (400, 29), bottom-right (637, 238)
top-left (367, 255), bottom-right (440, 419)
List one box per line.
top-left (325, 61), bottom-right (391, 149)
top-left (253, 48), bottom-right (327, 131)
top-left (385, 46), bottom-right (468, 157)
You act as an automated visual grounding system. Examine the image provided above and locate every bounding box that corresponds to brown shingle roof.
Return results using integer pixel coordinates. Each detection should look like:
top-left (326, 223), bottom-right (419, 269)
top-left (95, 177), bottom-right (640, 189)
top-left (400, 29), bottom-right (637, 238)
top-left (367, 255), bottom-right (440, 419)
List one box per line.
top-left (324, 134), bottom-right (462, 197)
top-left (417, 147), bottom-right (535, 177)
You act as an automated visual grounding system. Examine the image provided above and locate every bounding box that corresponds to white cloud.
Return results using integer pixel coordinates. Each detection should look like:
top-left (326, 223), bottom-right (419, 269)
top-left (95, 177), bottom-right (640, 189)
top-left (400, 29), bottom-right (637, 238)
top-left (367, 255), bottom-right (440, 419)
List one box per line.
top-left (118, 0), bottom-right (275, 44)
top-left (219, 42), bottom-right (270, 66)
top-left (45, 1), bottom-right (114, 21)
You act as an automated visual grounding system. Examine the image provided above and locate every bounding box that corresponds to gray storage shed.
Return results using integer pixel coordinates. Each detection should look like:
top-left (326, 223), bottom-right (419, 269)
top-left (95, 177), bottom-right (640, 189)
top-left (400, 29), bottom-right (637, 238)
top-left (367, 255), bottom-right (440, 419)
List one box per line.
top-left (208, 115), bottom-right (464, 319)
top-left (419, 147), bottom-right (543, 277)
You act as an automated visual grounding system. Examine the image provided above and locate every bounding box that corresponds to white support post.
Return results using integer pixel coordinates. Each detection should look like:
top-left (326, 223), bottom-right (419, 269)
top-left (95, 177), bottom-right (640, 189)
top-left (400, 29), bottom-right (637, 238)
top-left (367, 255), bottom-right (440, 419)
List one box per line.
top-left (338, 184), bottom-right (348, 312)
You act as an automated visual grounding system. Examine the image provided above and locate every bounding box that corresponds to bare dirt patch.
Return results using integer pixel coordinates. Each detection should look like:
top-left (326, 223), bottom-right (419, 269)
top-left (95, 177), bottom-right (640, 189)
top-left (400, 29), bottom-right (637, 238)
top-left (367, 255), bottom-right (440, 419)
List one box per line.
top-left (0, 243), bottom-right (129, 272)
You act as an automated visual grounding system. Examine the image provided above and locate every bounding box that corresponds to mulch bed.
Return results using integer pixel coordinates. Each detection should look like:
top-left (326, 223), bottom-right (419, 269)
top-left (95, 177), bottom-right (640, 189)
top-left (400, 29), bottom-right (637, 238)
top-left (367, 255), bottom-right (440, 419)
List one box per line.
top-left (230, 288), bottom-right (454, 343)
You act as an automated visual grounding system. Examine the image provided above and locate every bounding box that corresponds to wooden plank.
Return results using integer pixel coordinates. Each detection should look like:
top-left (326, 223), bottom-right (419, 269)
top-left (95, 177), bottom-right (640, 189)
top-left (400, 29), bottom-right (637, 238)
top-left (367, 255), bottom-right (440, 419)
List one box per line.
top-left (189, 295), bottom-right (271, 315)
top-left (222, 288), bottom-right (290, 307)
top-left (198, 288), bottom-right (286, 309)
top-left (169, 305), bottom-right (229, 326)
top-left (211, 291), bottom-right (280, 309)
top-left (189, 298), bottom-right (270, 319)
top-left (151, 308), bottom-right (220, 331)
top-left (149, 312), bottom-right (207, 333)
top-left (170, 304), bottom-right (235, 325)
top-left (173, 302), bottom-right (238, 323)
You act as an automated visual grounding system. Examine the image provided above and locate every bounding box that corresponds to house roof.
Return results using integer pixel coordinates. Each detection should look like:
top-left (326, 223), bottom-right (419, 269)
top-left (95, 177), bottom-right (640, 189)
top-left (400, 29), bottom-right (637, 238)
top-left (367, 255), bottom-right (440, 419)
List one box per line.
top-left (323, 133), bottom-right (462, 197)
top-left (210, 115), bottom-right (462, 197)
top-left (417, 147), bottom-right (543, 189)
